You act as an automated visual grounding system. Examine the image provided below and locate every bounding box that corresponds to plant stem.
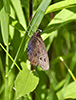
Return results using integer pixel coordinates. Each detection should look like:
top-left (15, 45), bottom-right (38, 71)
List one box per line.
top-left (60, 57), bottom-right (76, 81)
top-left (29, 0), bottom-right (33, 21)
top-left (0, 43), bottom-right (21, 77)
top-left (5, 45), bottom-right (9, 100)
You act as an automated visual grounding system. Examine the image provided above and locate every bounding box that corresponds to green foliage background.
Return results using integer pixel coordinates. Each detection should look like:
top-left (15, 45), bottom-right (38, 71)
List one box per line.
top-left (0, 0), bottom-right (76, 100)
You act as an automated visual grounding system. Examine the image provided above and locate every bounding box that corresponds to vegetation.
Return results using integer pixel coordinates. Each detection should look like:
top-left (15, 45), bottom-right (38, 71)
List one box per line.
top-left (0, 0), bottom-right (76, 100)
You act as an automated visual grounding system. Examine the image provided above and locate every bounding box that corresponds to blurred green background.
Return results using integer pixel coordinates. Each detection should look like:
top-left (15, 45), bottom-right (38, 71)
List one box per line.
top-left (0, 0), bottom-right (76, 100)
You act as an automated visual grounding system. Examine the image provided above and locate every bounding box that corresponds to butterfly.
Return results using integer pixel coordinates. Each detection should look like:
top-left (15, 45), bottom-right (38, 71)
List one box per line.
top-left (26, 29), bottom-right (49, 70)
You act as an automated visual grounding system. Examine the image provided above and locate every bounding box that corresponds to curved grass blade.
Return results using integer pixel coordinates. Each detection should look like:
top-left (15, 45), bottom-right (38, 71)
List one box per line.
top-left (45, 0), bottom-right (76, 14)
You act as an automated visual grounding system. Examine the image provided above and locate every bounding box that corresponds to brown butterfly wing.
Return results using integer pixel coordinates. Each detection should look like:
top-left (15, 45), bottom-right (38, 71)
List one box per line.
top-left (26, 34), bottom-right (39, 66)
top-left (36, 36), bottom-right (49, 70)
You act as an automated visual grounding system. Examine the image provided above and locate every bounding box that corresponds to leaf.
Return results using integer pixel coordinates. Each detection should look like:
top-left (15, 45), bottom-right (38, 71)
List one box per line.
top-left (10, 0), bottom-right (27, 29)
top-left (3, 0), bottom-right (10, 13)
top-left (45, 0), bottom-right (76, 14)
top-left (0, 8), bottom-right (9, 45)
top-left (57, 81), bottom-right (76, 99)
top-left (43, 8), bottom-right (76, 41)
top-left (55, 79), bottom-right (65, 91)
top-left (15, 68), bottom-right (39, 99)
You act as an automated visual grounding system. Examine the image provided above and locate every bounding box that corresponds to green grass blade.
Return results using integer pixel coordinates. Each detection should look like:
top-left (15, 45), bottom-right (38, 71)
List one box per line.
top-left (3, 0), bottom-right (10, 13)
top-left (0, 6), bottom-right (10, 100)
top-left (28, 0), bottom-right (52, 35)
top-left (45, 0), bottom-right (76, 14)
top-left (9, 16), bottom-right (25, 34)
top-left (43, 9), bottom-right (76, 41)
top-left (64, 53), bottom-right (76, 86)
top-left (10, 0), bottom-right (27, 29)
top-left (0, 8), bottom-right (9, 45)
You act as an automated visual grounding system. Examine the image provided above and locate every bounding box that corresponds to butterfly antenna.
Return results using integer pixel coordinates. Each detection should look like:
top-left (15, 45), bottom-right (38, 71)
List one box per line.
top-left (43, 27), bottom-right (54, 32)
top-left (34, 24), bottom-right (42, 32)
top-left (29, 23), bottom-right (42, 33)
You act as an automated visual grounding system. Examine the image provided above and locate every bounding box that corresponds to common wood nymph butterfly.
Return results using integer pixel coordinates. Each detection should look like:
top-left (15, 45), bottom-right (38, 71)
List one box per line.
top-left (26, 29), bottom-right (49, 70)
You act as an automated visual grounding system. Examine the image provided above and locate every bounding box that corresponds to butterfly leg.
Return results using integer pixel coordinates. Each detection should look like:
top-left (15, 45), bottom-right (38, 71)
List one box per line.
top-left (29, 22), bottom-right (35, 33)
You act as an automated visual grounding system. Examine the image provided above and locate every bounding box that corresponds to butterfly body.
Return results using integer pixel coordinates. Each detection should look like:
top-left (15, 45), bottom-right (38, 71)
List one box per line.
top-left (26, 30), bottom-right (49, 70)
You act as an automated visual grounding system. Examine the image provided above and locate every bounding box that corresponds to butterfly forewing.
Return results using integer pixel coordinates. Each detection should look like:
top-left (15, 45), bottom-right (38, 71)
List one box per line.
top-left (26, 36), bottom-right (39, 66)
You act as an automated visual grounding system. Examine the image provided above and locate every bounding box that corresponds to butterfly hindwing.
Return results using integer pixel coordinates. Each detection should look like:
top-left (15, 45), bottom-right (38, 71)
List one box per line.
top-left (36, 35), bottom-right (49, 70)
